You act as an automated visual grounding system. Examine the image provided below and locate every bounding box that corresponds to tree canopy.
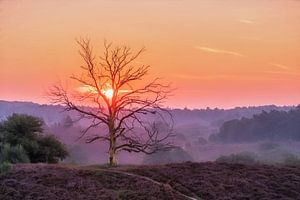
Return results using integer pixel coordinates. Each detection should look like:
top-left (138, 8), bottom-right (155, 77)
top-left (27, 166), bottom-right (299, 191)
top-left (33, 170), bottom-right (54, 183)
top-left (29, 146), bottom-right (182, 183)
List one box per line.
top-left (0, 114), bottom-right (68, 164)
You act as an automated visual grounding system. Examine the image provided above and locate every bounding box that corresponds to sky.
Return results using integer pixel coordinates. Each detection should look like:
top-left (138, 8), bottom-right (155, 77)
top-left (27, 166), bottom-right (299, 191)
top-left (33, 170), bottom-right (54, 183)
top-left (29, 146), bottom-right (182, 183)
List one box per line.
top-left (0, 0), bottom-right (300, 109)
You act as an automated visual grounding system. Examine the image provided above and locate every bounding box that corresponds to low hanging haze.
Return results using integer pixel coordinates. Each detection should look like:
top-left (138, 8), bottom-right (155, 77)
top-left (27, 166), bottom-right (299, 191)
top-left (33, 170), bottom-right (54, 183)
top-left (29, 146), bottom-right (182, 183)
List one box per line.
top-left (0, 0), bottom-right (300, 109)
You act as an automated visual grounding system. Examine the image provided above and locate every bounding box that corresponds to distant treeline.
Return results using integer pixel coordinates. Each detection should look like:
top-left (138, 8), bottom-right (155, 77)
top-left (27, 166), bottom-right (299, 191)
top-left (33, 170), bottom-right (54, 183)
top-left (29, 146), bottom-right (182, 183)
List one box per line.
top-left (0, 100), bottom-right (293, 126)
top-left (210, 106), bottom-right (300, 143)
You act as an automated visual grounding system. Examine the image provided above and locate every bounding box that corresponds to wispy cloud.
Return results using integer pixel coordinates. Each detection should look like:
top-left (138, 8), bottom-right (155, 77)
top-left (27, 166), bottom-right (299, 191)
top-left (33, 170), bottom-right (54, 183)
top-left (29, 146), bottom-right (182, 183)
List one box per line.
top-left (264, 70), bottom-right (299, 76)
top-left (172, 74), bottom-right (233, 80)
top-left (264, 62), bottom-right (300, 75)
top-left (268, 63), bottom-right (290, 70)
top-left (195, 46), bottom-right (246, 57)
top-left (237, 19), bottom-right (254, 24)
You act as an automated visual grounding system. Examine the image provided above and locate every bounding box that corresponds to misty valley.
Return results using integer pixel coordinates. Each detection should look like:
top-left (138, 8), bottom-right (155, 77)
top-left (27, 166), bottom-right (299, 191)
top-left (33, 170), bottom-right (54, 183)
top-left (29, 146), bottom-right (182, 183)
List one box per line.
top-left (1, 100), bottom-right (299, 166)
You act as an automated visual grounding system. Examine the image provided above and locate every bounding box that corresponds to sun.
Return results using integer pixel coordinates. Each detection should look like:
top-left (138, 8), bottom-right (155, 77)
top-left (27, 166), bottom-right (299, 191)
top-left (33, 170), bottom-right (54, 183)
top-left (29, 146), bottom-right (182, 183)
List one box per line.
top-left (77, 85), bottom-right (131, 99)
top-left (102, 88), bottom-right (114, 99)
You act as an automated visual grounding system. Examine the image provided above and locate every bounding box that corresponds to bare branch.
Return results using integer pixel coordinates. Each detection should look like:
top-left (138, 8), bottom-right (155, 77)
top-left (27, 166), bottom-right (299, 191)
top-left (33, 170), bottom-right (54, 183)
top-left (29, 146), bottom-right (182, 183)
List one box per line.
top-left (48, 38), bottom-right (175, 166)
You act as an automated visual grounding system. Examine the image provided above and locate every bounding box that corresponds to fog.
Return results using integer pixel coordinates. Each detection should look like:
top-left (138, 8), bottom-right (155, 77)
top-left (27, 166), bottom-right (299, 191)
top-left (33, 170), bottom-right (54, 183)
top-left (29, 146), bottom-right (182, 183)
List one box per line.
top-left (1, 100), bottom-right (299, 165)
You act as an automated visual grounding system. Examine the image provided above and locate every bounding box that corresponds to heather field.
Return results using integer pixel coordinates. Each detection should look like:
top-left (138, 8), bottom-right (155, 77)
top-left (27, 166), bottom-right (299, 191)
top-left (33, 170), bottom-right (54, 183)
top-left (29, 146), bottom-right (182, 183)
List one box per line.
top-left (124, 162), bottom-right (300, 200)
top-left (1, 162), bottom-right (300, 200)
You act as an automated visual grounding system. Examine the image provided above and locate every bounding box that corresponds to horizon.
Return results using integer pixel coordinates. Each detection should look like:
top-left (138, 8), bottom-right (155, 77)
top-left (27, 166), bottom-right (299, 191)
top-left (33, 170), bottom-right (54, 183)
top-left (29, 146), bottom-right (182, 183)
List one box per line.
top-left (1, 0), bottom-right (300, 108)
top-left (0, 99), bottom-right (298, 111)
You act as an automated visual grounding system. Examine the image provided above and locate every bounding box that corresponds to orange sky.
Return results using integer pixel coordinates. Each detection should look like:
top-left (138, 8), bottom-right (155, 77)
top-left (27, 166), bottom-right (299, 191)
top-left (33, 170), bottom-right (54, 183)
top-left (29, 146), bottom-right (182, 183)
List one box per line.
top-left (0, 0), bottom-right (300, 108)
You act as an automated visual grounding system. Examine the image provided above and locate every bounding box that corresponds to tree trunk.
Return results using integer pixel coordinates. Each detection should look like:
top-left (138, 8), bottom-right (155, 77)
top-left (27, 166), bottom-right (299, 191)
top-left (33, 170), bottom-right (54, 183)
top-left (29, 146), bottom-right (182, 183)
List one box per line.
top-left (108, 141), bottom-right (116, 166)
top-left (108, 120), bottom-right (117, 166)
top-left (108, 111), bottom-right (117, 166)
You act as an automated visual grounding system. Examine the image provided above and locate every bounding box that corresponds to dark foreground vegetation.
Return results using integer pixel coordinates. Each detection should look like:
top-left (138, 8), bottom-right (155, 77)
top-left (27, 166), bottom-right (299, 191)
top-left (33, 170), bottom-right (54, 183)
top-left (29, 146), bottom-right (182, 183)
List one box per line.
top-left (0, 114), bottom-right (68, 173)
top-left (1, 162), bottom-right (299, 200)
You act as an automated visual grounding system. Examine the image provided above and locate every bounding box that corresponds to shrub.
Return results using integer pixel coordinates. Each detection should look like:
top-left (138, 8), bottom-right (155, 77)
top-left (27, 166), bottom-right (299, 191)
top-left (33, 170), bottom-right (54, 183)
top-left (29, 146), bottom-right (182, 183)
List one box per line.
top-left (0, 143), bottom-right (30, 164)
top-left (34, 135), bottom-right (69, 163)
top-left (283, 154), bottom-right (300, 166)
top-left (0, 161), bottom-right (12, 174)
top-left (257, 148), bottom-right (300, 164)
top-left (0, 114), bottom-right (69, 164)
top-left (216, 152), bottom-right (257, 165)
top-left (1, 113), bottom-right (43, 145)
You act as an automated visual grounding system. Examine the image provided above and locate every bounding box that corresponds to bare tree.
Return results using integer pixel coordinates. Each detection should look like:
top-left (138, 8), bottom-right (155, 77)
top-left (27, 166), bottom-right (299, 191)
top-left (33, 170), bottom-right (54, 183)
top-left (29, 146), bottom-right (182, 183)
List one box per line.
top-left (49, 38), bottom-right (174, 166)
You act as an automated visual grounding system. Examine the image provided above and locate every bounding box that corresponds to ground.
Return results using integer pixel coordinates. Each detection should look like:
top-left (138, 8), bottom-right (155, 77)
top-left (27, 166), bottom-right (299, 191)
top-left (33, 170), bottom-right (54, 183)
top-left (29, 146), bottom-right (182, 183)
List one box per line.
top-left (0, 162), bottom-right (299, 200)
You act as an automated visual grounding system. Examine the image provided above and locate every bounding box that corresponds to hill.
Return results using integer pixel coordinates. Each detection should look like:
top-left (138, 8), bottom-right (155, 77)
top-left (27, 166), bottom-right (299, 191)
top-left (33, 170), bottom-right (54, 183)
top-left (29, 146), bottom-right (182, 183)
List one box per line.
top-left (1, 162), bottom-right (300, 200)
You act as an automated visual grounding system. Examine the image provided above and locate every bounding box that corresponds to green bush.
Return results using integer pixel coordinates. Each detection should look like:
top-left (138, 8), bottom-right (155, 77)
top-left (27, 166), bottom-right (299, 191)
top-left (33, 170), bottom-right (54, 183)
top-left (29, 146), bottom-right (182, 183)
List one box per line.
top-left (1, 114), bottom-right (43, 145)
top-left (216, 152), bottom-right (257, 165)
top-left (34, 135), bottom-right (69, 163)
top-left (0, 143), bottom-right (30, 164)
top-left (0, 161), bottom-right (12, 174)
top-left (0, 114), bottom-right (68, 164)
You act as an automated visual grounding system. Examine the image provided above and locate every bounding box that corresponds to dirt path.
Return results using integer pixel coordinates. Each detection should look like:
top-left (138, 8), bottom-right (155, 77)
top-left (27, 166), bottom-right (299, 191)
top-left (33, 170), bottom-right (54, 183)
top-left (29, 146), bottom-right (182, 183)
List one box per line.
top-left (97, 168), bottom-right (203, 200)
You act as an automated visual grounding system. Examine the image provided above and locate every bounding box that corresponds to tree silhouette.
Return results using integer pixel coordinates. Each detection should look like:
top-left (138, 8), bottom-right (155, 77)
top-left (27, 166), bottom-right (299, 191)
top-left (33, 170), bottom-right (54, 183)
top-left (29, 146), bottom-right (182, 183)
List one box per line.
top-left (49, 38), bottom-right (174, 166)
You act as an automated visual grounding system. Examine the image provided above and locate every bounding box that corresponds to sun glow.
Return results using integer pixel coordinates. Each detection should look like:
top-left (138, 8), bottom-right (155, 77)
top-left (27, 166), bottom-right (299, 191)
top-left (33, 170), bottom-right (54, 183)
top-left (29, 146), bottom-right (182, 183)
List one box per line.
top-left (102, 88), bottom-right (114, 99)
top-left (77, 85), bottom-right (131, 100)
